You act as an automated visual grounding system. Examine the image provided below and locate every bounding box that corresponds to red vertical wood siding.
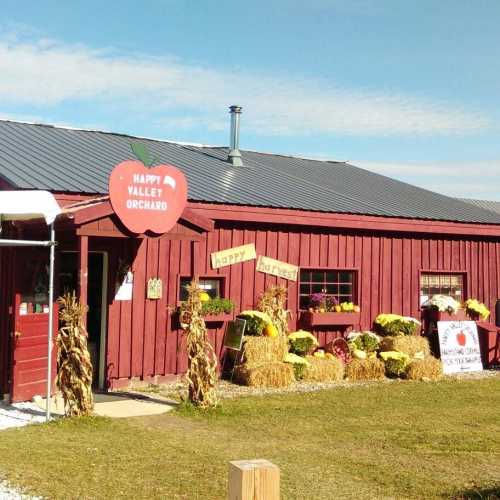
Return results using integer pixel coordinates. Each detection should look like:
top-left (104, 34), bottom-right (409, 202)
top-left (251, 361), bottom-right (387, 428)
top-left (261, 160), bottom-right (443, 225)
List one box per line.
top-left (101, 223), bottom-right (500, 385)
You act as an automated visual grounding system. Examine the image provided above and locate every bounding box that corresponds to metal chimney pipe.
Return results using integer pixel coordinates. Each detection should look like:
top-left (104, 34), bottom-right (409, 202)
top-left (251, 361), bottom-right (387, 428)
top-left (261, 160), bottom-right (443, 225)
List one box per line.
top-left (228, 105), bottom-right (243, 167)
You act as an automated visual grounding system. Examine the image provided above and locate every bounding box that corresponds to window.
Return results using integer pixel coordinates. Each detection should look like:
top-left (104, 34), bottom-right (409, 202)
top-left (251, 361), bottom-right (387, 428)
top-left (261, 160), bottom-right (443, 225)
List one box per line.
top-left (299, 269), bottom-right (356, 310)
top-left (420, 273), bottom-right (465, 306)
top-left (179, 276), bottom-right (223, 301)
top-left (19, 250), bottom-right (50, 314)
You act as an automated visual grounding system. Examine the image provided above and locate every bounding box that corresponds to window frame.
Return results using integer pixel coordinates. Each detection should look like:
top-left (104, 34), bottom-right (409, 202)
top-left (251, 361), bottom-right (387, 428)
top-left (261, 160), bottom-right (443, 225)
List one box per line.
top-left (178, 274), bottom-right (227, 303)
top-left (297, 266), bottom-right (359, 311)
top-left (418, 269), bottom-right (468, 308)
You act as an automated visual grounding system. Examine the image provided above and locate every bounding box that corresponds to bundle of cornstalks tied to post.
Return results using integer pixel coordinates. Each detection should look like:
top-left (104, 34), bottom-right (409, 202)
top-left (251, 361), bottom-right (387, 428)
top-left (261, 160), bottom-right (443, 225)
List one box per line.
top-left (56, 292), bottom-right (94, 417)
top-left (182, 281), bottom-right (218, 408)
top-left (257, 285), bottom-right (290, 338)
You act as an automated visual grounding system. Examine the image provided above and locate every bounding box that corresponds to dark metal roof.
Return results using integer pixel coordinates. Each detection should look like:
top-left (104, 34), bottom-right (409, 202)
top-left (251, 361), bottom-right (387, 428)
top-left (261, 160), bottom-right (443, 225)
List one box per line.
top-left (459, 198), bottom-right (500, 216)
top-left (0, 119), bottom-right (499, 225)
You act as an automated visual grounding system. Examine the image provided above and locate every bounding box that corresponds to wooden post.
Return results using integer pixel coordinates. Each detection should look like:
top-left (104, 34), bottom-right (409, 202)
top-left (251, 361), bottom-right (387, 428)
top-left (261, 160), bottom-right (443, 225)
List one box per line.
top-left (191, 240), bottom-right (200, 280)
top-left (78, 235), bottom-right (88, 326)
top-left (228, 459), bottom-right (279, 500)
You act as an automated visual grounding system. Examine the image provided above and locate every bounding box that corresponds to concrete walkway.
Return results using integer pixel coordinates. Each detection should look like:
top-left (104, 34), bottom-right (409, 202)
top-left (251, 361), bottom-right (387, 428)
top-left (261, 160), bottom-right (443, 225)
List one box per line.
top-left (92, 392), bottom-right (177, 418)
top-left (29, 391), bottom-right (177, 419)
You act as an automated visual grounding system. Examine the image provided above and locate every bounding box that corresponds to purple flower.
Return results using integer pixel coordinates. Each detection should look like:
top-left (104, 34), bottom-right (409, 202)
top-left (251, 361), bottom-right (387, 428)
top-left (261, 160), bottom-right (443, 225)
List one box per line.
top-left (310, 293), bottom-right (326, 306)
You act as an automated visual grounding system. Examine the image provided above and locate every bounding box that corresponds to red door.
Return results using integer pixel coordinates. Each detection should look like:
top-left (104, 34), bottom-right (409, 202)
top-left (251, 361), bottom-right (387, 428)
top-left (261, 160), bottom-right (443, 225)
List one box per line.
top-left (10, 249), bottom-right (57, 402)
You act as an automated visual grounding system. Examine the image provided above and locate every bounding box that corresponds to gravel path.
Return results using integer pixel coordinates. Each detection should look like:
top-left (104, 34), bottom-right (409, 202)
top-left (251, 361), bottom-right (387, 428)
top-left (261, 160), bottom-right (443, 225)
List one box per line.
top-left (0, 480), bottom-right (41, 500)
top-left (134, 368), bottom-right (500, 402)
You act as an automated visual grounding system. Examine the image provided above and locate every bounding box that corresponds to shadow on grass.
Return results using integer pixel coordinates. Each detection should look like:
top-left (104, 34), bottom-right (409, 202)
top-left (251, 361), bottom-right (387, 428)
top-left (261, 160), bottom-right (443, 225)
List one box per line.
top-left (451, 485), bottom-right (500, 499)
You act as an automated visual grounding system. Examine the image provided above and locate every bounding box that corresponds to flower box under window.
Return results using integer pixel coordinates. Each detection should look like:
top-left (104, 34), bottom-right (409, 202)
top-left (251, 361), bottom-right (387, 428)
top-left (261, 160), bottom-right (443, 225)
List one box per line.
top-left (203, 312), bottom-right (233, 323)
top-left (300, 311), bottom-right (360, 328)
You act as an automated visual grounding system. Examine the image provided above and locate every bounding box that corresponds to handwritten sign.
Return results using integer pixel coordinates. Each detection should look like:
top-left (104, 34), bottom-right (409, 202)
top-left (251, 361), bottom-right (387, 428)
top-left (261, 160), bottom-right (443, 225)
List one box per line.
top-left (211, 243), bottom-right (256, 269)
top-left (147, 278), bottom-right (162, 299)
top-left (437, 321), bottom-right (483, 374)
top-left (223, 319), bottom-right (247, 351)
top-left (256, 255), bottom-right (298, 281)
top-left (109, 160), bottom-right (188, 234)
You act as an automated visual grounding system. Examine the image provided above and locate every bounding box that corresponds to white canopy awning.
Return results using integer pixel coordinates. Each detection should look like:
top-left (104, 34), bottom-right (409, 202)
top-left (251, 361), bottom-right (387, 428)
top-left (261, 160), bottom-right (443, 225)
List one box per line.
top-left (0, 190), bottom-right (61, 225)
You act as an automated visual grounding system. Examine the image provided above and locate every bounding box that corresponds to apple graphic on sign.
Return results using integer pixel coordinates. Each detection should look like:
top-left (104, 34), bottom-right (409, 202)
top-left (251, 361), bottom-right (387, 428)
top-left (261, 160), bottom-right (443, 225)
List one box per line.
top-left (456, 330), bottom-right (467, 347)
top-left (109, 159), bottom-right (188, 235)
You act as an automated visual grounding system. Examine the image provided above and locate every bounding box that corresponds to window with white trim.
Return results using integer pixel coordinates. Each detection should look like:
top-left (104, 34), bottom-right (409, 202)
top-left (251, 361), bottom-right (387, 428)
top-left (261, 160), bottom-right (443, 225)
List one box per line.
top-left (299, 269), bottom-right (356, 310)
top-left (420, 272), bottom-right (465, 306)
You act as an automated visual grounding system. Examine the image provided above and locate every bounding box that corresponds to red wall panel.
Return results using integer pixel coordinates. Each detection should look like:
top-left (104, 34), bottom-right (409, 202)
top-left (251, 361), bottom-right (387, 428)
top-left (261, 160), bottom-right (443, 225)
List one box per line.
top-left (98, 222), bottom-right (500, 385)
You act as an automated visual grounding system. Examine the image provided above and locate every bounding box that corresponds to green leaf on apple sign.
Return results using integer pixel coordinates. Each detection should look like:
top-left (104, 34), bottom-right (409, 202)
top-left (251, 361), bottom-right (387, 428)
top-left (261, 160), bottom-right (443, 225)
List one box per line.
top-left (130, 142), bottom-right (159, 167)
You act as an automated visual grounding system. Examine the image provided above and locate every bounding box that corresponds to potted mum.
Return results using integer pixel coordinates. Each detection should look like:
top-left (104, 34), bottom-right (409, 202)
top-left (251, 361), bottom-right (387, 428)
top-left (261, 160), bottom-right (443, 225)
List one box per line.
top-left (421, 294), bottom-right (466, 321)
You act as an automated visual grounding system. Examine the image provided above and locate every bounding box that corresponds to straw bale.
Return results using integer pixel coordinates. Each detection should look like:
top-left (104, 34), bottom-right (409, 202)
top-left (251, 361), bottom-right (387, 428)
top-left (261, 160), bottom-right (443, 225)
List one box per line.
top-left (379, 335), bottom-right (430, 358)
top-left (241, 336), bottom-right (288, 365)
top-left (406, 357), bottom-right (443, 381)
top-left (303, 357), bottom-right (344, 382)
top-left (345, 358), bottom-right (385, 381)
top-left (234, 362), bottom-right (294, 388)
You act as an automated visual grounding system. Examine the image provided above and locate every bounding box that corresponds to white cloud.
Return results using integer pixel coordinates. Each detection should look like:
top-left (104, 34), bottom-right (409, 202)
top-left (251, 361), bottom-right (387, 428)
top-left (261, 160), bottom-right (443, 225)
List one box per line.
top-left (356, 160), bottom-right (500, 200)
top-left (0, 36), bottom-right (491, 136)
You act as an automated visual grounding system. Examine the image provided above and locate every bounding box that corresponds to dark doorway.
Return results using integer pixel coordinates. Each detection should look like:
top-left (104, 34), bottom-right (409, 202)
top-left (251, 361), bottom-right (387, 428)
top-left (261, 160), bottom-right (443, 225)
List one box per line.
top-left (59, 252), bottom-right (107, 388)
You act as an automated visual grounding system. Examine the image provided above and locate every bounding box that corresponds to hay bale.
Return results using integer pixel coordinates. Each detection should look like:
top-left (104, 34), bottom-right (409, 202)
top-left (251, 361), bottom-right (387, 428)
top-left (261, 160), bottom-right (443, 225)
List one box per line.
top-left (379, 335), bottom-right (430, 358)
top-left (345, 358), bottom-right (385, 381)
top-left (303, 357), bottom-right (344, 382)
top-left (234, 362), bottom-right (294, 388)
top-left (406, 357), bottom-right (443, 381)
top-left (241, 336), bottom-right (288, 365)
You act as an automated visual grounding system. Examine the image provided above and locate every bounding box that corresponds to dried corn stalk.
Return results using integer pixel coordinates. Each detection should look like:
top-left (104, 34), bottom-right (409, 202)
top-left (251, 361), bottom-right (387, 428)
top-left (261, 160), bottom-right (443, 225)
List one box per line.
top-left (182, 281), bottom-right (218, 408)
top-left (56, 292), bottom-right (94, 417)
top-left (257, 285), bottom-right (290, 337)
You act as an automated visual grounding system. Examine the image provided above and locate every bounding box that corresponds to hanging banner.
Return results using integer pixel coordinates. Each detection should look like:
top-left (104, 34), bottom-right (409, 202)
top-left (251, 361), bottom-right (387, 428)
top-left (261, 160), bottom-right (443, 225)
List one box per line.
top-left (256, 255), bottom-right (298, 281)
top-left (211, 243), bottom-right (256, 269)
top-left (109, 160), bottom-right (188, 234)
top-left (437, 321), bottom-right (483, 374)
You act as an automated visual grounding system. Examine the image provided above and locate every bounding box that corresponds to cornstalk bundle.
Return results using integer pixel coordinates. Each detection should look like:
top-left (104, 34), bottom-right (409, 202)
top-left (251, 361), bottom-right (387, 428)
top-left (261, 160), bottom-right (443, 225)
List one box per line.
top-left (182, 281), bottom-right (218, 408)
top-left (257, 285), bottom-right (290, 337)
top-left (56, 292), bottom-right (94, 417)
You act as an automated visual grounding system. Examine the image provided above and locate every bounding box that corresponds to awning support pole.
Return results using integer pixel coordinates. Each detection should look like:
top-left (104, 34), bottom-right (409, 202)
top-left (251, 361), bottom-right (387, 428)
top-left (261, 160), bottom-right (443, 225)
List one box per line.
top-left (78, 235), bottom-right (89, 328)
top-left (46, 223), bottom-right (56, 422)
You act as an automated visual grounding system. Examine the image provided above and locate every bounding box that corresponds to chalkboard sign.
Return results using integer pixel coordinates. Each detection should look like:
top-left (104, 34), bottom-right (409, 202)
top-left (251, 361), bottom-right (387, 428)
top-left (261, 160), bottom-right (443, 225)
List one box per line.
top-left (224, 319), bottom-right (247, 351)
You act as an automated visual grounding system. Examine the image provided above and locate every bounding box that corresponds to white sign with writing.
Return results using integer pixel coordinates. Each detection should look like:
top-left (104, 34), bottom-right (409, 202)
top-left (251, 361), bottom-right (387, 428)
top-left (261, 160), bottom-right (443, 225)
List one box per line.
top-left (211, 243), bottom-right (256, 269)
top-left (256, 255), bottom-right (298, 281)
top-left (437, 321), bottom-right (483, 374)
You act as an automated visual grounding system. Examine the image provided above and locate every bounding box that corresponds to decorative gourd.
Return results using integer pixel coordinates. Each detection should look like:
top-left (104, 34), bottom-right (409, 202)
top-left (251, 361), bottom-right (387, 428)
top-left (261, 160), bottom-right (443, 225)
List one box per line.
top-left (199, 292), bottom-right (210, 302)
top-left (263, 324), bottom-right (278, 337)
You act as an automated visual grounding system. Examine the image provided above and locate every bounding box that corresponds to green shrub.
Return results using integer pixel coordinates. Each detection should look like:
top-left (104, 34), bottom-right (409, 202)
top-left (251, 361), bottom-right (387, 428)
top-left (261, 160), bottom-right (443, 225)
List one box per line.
top-left (284, 352), bottom-right (310, 381)
top-left (201, 297), bottom-right (234, 316)
top-left (237, 311), bottom-right (272, 336)
top-left (380, 351), bottom-right (410, 378)
top-left (347, 331), bottom-right (380, 353)
top-left (288, 330), bottom-right (318, 356)
top-left (375, 314), bottom-right (420, 336)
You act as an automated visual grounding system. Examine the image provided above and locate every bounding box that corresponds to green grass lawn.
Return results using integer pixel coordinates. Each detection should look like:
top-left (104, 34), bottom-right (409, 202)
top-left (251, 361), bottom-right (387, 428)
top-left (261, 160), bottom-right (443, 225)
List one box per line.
top-left (0, 377), bottom-right (499, 499)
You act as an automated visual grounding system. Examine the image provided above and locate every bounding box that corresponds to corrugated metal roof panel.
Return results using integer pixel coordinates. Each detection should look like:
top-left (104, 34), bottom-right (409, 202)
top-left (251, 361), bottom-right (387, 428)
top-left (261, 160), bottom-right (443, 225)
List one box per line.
top-left (0, 120), bottom-right (499, 225)
top-left (459, 198), bottom-right (500, 216)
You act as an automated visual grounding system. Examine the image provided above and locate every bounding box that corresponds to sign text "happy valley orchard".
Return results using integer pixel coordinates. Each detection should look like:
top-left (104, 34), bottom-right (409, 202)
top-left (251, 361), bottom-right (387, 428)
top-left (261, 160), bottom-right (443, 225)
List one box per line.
top-left (126, 173), bottom-right (177, 211)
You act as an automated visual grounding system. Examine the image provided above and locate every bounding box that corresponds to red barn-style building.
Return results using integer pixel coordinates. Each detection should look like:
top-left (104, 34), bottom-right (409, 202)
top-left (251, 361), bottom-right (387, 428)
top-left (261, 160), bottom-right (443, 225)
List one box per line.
top-left (0, 117), bottom-right (499, 401)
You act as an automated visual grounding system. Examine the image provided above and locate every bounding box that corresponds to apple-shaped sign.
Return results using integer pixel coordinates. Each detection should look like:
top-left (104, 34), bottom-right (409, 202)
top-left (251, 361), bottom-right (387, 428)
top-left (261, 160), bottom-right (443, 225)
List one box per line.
top-left (456, 330), bottom-right (467, 346)
top-left (109, 160), bottom-right (188, 234)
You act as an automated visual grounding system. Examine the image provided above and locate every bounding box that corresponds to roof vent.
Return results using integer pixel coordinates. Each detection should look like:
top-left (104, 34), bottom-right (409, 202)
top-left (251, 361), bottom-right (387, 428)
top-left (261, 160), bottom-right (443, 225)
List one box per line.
top-left (227, 105), bottom-right (243, 167)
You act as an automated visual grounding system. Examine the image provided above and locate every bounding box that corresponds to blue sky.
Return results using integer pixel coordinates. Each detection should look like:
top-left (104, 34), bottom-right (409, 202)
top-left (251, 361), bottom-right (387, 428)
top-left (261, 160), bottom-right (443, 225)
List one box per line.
top-left (1, 0), bottom-right (499, 200)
